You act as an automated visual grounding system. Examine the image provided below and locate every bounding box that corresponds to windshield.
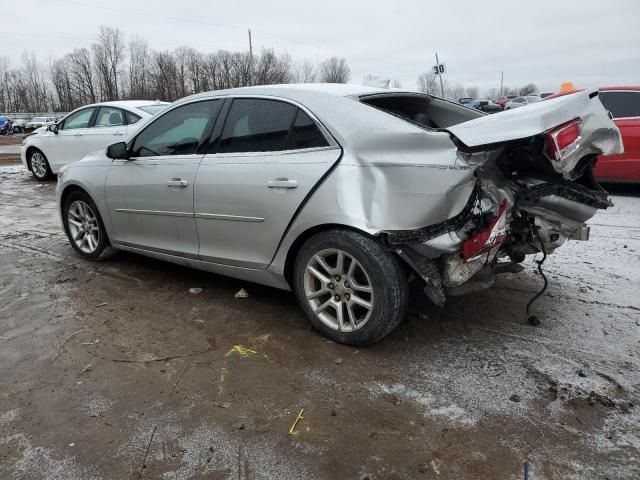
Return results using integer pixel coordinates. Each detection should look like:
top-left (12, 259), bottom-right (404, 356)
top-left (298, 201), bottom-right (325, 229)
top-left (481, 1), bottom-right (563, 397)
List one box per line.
top-left (137, 104), bottom-right (168, 115)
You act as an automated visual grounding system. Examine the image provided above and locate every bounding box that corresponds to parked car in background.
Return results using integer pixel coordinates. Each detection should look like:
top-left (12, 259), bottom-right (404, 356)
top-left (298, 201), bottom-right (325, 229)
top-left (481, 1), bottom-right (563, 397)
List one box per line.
top-left (0, 116), bottom-right (12, 135)
top-left (24, 116), bottom-right (57, 132)
top-left (458, 97), bottom-right (473, 105)
top-left (467, 99), bottom-right (502, 114)
top-left (545, 86), bottom-right (639, 183)
top-left (495, 95), bottom-right (517, 108)
top-left (505, 95), bottom-right (541, 109)
top-left (11, 119), bottom-right (27, 133)
top-left (21, 100), bottom-right (168, 180)
top-left (56, 84), bottom-right (621, 345)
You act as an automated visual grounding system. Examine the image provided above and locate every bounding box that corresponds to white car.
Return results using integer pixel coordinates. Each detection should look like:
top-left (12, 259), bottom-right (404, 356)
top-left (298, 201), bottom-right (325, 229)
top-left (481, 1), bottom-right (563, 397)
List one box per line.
top-left (24, 116), bottom-right (57, 131)
top-left (21, 100), bottom-right (168, 180)
top-left (504, 95), bottom-right (541, 110)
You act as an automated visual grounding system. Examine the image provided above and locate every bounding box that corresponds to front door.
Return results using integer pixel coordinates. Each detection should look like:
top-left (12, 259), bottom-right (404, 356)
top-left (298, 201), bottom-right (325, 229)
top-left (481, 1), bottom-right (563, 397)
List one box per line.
top-left (105, 100), bottom-right (223, 258)
top-left (48, 107), bottom-right (96, 170)
top-left (83, 106), bottom-right (128, 155)
top-left (195, 98), bottom-right (341, 269)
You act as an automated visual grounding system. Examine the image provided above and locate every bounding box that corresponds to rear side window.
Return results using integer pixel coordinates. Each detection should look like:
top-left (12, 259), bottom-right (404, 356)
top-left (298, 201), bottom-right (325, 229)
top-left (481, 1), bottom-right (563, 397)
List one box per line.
top-left (131, 100), bottom-right (221, 157)
top-left (287, 110), bottom-right (328, 149)
top-left (599, 91), bottom-right (640, 118)
top-left (94, 107), bottom-right (124, 127)
top-left (126, 111), bottom-right (142, 124)
top-left (218, 99), bottom-right (297, 153)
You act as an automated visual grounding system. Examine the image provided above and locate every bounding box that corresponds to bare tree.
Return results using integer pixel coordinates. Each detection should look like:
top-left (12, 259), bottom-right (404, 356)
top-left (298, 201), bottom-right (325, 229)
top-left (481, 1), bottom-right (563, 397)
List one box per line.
top-left (67, 48), bottom-right (97, 105)
top-left (519, 83), bottom-right (538, 95)
top-left (464, 86), bottom-right (479, 99)
top-left (92, 26), bottom-right (125, 101)
top-left (319, 57), bottom-right (350, 83)
top-left (391, 79), bottom-right (402, 88)
top-left (417, 71), bottom-right (438, 95)
top-left (291, 59), bottom-right (316, 83)
top-left (127, 36), bottom-right (151, 99)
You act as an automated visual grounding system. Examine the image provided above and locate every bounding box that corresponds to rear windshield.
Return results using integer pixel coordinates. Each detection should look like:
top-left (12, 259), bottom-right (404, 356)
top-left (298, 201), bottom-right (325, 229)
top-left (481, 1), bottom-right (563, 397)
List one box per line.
top-left (137, 105), bottom-right (168, 115)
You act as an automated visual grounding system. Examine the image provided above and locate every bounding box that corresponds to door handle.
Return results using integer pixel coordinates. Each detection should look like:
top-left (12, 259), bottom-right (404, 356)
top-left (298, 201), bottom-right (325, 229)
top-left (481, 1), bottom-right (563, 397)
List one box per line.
top-left (113, 132), bottom-right (124, 136)
top-left (167, 178), bottom-right (188, 188)
top-left (74, 133), bottom-right (82, 137)
top-left (268, 179), bottom-right (298, 189)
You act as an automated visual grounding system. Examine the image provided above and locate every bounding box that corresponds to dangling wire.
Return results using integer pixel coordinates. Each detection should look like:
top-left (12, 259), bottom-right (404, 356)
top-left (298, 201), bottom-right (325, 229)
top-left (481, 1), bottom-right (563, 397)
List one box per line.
top-left (525, 230), bottom-right (548, 326)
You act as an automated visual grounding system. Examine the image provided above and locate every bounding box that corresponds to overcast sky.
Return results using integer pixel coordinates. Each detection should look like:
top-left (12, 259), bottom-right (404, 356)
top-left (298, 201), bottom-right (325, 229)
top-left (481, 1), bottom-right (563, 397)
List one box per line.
top-left (2, 0), bottom-right (639, 94)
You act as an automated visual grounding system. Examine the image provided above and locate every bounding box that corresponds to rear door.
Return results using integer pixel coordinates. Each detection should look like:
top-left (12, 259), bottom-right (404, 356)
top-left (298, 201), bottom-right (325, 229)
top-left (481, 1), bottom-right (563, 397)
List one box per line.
top-left (83, 106), bottom-right (128, 155)
top-left (596, 90), bottom-right (640, 182)
top-left (194, 97), bottom-right (341, 269)
top-left (105, 100), bottom-right (222, 257)
top-left (47, 107), bottom-right (96, 170)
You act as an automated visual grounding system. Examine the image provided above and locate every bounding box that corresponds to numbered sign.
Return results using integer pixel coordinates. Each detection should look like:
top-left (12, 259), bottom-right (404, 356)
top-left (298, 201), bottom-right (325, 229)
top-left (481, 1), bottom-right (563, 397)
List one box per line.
top-left (432, 64), bottom-right (446, 75)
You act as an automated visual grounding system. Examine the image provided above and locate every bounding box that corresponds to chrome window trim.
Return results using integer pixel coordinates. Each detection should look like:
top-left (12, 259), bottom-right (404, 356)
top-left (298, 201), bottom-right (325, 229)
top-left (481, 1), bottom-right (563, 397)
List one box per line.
top-left (201, 144), bottom-right (340, 159)
top-left (210, 94), bottom-right (339, 149)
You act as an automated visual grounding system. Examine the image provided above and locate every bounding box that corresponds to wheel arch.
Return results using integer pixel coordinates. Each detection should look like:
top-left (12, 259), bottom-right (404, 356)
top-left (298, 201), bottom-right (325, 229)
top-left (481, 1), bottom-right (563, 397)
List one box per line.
top-left (282, 223), bottom-right (377, 288)
top-left (25, 145), bottom-right (44, 171)
top-left (59, 184), bottom-right (111, 246)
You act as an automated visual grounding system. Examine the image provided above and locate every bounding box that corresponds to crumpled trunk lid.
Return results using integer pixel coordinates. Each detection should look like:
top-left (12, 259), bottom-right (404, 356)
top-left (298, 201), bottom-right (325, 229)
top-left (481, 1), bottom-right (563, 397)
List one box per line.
top-left (446, 88), bottom-right (623, 179)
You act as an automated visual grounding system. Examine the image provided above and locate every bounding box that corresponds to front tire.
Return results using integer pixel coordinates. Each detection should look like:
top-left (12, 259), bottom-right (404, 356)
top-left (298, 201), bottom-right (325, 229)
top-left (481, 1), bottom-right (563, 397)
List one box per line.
top-left (293, 229), bottom-right (408, 346)
top-left (62, 191), bottom-right (109, 259)
top-left (29, 149), bottom-right (53, 181)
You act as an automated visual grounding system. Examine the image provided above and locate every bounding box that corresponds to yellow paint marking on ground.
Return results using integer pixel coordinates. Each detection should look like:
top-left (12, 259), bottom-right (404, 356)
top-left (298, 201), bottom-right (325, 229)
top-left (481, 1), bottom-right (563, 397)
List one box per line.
top-left (224, 345), bottom-right (257, 357)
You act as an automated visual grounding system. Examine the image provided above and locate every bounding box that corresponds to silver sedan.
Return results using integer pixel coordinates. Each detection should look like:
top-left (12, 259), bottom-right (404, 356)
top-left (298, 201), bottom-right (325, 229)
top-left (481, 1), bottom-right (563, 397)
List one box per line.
top-left (56, 84), bottom-right (622, 345)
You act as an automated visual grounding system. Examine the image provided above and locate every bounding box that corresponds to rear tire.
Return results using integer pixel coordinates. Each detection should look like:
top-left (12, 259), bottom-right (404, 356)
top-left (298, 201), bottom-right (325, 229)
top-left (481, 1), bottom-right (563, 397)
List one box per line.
top-left (293, 229), bottom-right (408, 346)
top-left (62, 191), bottom-right (109, 260)
top-left (29, 149), bottom-right (53, 181)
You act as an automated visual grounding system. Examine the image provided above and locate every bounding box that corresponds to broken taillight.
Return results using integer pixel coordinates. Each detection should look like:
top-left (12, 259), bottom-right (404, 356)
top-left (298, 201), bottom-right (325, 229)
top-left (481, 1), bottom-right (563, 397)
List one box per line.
top-left (546, 118), bottom-right (582, 162)
top-left (463, 200), bottom-right (508, 263)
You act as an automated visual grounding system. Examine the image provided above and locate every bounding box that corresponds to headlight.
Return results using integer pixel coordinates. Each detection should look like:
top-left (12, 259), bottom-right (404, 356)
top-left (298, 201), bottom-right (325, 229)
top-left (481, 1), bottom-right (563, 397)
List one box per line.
top-left (57, 164), bottom-right (69, 181)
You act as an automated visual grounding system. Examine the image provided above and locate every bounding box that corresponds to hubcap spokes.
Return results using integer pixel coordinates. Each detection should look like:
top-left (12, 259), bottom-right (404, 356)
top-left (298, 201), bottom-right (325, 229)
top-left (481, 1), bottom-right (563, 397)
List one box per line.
top-left (31, 153), bottom-right (46, 178)
top-left (67, 200), bottom-right (100, 254)
top-left (304, 248), bottom-right (374, 332)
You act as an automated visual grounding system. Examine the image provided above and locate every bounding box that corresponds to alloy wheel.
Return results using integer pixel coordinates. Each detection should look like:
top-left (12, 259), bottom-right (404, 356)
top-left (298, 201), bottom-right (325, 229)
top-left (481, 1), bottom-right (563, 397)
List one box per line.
top-left (303, 248), bottom-right (374, 332)
top-left (31, 152), bottom-right (47, 178)
top-left (67, 200), bottom-right (100, 254)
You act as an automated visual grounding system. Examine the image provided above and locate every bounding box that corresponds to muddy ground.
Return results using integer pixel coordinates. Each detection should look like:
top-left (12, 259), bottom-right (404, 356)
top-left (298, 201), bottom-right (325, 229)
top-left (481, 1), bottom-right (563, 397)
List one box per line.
top-left (0, 161), bottom-right (638, 480)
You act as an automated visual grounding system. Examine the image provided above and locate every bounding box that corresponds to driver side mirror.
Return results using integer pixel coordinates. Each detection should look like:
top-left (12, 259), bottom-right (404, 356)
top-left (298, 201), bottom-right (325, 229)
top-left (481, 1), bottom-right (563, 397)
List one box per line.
top-left (106, 142), bottom-right (130, 160)
top-left (48, 123), bottom-right (58, 134)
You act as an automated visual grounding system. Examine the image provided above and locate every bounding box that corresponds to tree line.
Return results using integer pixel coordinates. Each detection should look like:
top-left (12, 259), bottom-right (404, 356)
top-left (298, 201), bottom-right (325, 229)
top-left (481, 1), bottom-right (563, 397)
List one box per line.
top-left (417, 71), bottom-right (539, 101)
top-left (0, 26), bottom-right (352, 113)
top-left (1, 26), bottom-right (541, 113)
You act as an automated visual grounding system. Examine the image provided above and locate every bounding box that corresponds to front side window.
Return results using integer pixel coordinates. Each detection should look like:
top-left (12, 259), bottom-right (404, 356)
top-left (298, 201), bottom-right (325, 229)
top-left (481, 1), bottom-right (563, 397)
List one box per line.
top-left (131, 100), bottom-right (221, 157)
top-left (218, 99), bottom-right (297, 153)
top-left (599, 91), bottom-right (640, 118)
top-left (62, 108), bottom-right (95, 130)
top-left (94, 107), bottom-right (124, 127)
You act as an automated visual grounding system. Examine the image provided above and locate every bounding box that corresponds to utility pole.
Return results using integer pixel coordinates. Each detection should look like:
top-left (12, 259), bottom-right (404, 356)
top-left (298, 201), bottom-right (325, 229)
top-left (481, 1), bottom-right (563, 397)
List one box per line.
top-left (500, 71), bottom-right (504, 97)
top-left (248, 28), bottom-right (253, 86)
top-left (435, 52), bottom-right (445, 97)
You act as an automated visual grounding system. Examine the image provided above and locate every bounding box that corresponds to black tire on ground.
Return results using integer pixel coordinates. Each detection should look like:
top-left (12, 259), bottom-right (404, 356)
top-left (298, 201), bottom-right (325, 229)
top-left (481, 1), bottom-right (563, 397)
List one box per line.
top-left (28, 148), bottom-right (53, 181)
top-left (62, 190), bottom-right (110, 260)
top-left (293, 228), bottom-right (409, 346)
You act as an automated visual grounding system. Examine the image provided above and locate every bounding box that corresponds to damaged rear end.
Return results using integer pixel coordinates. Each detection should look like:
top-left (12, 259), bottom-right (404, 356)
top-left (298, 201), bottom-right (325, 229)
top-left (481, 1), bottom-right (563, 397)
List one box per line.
top-left (382, 88), bottom-right (623, 305)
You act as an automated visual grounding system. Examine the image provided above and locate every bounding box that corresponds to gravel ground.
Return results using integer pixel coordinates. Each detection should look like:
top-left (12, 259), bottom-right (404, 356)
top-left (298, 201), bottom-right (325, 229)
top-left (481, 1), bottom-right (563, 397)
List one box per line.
top-left (0, 164), bottom-right (638, 479)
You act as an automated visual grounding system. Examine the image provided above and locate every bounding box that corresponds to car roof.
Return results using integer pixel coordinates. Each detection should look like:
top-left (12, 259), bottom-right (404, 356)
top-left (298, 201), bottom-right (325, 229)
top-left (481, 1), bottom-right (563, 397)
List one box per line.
top-left (174, 83), bottom-right (436, 148)
top-left (182, 83), bottom-right (401, 103)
